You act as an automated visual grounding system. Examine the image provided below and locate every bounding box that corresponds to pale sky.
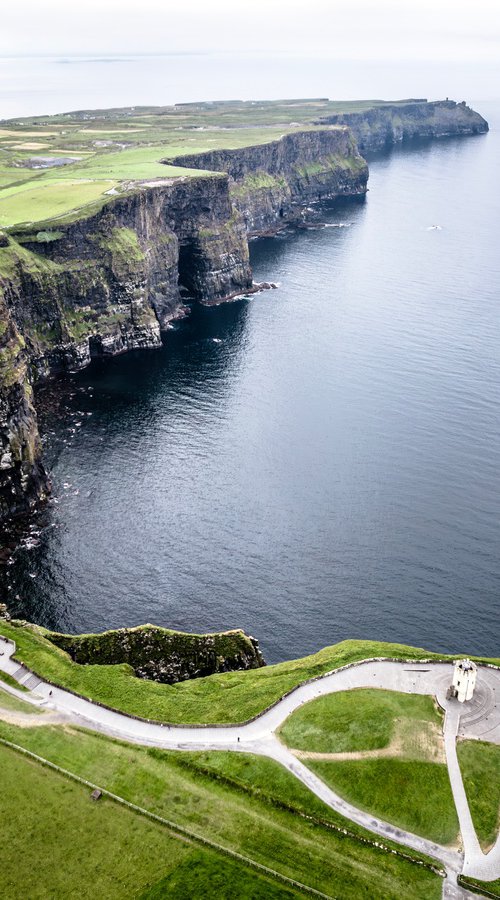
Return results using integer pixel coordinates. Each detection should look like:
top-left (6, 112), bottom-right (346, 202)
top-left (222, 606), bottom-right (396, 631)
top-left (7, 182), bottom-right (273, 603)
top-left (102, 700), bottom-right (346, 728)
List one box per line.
top-left (2, 0), bottom-right (500, 62)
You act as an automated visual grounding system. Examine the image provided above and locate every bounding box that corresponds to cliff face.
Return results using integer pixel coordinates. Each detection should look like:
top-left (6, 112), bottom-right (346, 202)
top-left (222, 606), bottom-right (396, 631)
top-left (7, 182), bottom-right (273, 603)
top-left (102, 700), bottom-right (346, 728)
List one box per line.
top-left (316, 100), bottom-right (489, 154)
top-left (169, 128), bottom-right (369, 235)
top-left (47, 623), bottom-right (265, 684)
top-left (0, 130), bottom-right (368, 521)
top-left (5, 173), bottom-right (251, 377)
top-left (0, 293), bottom-right (49, 520)
top-left (0, 174), bottom-right (252, 519)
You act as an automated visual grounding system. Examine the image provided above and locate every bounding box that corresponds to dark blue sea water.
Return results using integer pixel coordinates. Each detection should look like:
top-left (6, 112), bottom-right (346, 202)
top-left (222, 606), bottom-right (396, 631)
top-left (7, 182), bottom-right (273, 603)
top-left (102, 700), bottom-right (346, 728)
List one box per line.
top-left (4, 104), bottom-right (500, 662)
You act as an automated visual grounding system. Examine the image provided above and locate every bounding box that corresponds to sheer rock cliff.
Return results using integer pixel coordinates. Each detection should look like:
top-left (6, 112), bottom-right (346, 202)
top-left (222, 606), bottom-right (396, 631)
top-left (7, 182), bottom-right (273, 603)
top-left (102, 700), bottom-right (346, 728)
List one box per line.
top-left (168, 127), bottom-right (368, 235)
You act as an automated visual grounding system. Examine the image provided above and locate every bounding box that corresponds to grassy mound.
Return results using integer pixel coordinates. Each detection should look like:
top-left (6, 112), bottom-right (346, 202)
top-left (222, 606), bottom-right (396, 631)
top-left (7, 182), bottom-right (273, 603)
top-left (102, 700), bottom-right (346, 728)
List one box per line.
top-left (47, 622), bottom-right (264, 684)
top-left (278, 688), bottom-right (458, 845)
top-left (278, 688), bottom-right (443, 754)
top-left (307, 757), bottom-right (458, 845)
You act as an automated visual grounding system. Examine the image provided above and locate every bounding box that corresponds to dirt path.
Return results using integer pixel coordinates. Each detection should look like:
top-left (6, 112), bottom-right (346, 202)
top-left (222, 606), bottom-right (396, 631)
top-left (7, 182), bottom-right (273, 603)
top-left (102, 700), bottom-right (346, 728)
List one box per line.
top-left (0, 705), bottom-right (68, 728)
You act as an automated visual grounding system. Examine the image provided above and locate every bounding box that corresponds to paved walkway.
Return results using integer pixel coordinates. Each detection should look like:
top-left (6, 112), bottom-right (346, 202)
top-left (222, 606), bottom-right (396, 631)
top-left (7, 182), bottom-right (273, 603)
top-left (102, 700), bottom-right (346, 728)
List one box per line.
top-left (1, 633), bottom-right (500, 892)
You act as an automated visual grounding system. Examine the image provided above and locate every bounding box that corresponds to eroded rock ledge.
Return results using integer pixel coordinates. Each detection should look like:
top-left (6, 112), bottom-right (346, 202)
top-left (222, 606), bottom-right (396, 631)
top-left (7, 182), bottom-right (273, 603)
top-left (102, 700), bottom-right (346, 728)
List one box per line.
top-left (47, 623), bottom-right (265, 683)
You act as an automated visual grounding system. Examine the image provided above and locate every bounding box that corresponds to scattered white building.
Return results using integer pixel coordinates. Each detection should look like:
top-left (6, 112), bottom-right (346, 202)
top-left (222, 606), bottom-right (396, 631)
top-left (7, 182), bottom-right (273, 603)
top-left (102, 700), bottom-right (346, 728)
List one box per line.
top-left (451, 658), bottom-right (477, 703)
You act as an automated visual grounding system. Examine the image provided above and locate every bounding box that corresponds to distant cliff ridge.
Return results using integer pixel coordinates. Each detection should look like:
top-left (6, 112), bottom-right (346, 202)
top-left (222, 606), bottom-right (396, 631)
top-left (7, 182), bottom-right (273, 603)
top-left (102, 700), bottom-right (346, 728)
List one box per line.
top-left (0, 292), bottom-right (49, 520)
top-left (315, 99), bottom-right (488, 154)
top-left (0, 100), bottom-right (489, 523)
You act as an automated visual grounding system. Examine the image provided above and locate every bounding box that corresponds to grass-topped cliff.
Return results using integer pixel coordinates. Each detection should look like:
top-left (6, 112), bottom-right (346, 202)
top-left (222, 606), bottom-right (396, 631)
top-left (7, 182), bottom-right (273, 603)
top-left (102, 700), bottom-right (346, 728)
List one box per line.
top-left (1, 619), bottom-right (498, 724)
top-left (0, 97), bottom-right (486, 231)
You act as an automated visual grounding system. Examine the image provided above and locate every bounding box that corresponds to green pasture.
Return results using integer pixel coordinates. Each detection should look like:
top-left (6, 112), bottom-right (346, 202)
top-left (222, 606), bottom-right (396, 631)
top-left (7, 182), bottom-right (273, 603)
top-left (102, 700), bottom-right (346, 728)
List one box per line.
top-left (0, 179), bottom-right (117, 227)
top-left (307, 757), bottom-right (459, 845)
top-left (0, 95), bottom-right (403, 226)
top-left (0, 719), bottom-right (442, 899)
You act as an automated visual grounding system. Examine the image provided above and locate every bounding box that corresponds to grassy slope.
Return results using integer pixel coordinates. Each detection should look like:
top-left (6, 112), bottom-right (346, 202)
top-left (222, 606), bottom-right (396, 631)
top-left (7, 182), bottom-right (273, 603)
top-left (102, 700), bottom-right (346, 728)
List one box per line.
top-left (457, 739), bottom-right (500, 850)
top-left (0, 739), bottom-right (306, 899)
top-left (0, 719), bottom-right (441, 899)
top-left (278, 688), bottom-right (443, 753)
top-left (140, 851), bottom-right (302, 900)
top-left (0, 742), bottom-right (191, 899)
top-left (2, 620), bottom-right (498, 724)
top-left (0, 669), bottom-right (29, 691)
top-left (0, 687), bottom-right (41, 713)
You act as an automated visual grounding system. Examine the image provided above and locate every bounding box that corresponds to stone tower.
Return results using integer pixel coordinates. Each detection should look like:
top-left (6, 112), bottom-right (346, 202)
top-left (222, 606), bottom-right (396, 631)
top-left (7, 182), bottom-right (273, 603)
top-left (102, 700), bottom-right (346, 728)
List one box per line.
top-left (452, 658), bottom-right (477, 703)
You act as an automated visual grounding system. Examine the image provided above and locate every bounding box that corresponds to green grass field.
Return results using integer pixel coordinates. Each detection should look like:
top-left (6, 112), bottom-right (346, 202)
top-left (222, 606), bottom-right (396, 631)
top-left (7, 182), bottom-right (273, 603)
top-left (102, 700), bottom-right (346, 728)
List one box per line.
top-left (0, 743), bottom-right (191, 899)
top-left (0, 116), bottom-right (307, 228)
top-left (0, 180), bottom-right (117, 227)
top-left (0, 740), bottom-right (308, 899)
top-left (32, 147), bottom-right (209, 182)
top-left (0, 718), bottom-right (442, 899)
top-left (278, 688), bottom-right (444, 754)
top-left (140, 851), bottom-right (302, 900)
top-left (2, 620), bottom-right (497, 724)
top-left (457, 739), bottom-right (500, 850)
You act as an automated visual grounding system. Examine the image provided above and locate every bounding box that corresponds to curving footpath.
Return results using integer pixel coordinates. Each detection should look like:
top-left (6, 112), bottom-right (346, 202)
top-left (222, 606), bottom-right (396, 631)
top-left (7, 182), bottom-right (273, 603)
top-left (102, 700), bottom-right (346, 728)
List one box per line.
top-left (1, 633), bottom-right (499, 896)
